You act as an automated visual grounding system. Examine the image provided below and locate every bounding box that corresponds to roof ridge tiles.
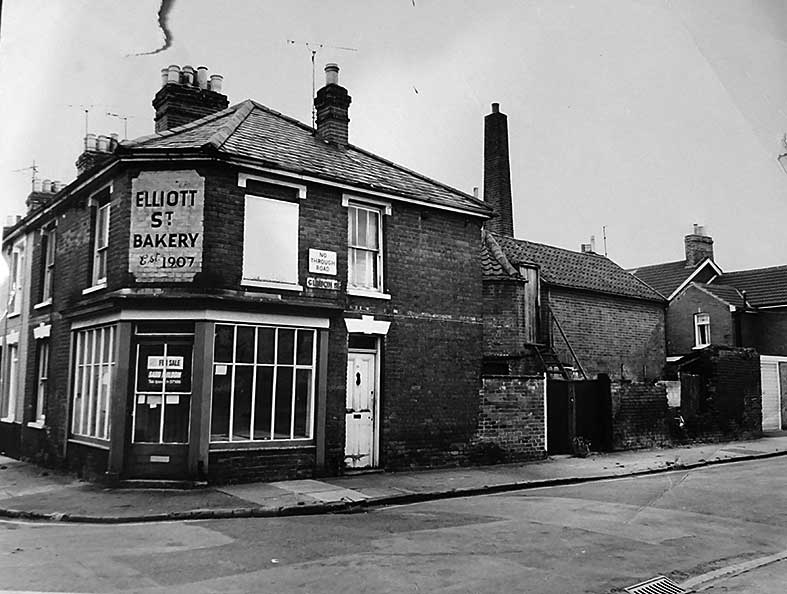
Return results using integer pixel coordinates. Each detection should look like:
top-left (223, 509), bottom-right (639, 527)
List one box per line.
top-left (205, 100), bottom-right (256, 149)
top-left (123, 102), bottom-right (244, 147)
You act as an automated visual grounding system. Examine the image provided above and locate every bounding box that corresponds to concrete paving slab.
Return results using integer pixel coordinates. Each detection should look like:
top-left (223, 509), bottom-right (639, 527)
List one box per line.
top-left (216, 482), bottom-right (298, 506)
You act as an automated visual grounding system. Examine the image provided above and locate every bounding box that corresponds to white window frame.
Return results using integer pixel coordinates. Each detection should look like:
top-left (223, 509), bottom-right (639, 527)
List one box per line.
top-left (31, 339), bottom-right (49, 426)
top-left (242, 194), bottom-right (302, 291)
top-left (8, 240), bottom-right (25, 316)
top-left (91, 203), bottom-right (110, 287)
top-left (71, 325), bottom-right (116, 441)
top-left (210, 323), bottom-right (317, 444)
top-left (346, 199), bottom-right (389, 297)
top-left (694, 312), bottom-right (711, 348)
top-left (1, 342), bottom-right (19, 422)
top-left (39, 227), bottom-right (56, 305)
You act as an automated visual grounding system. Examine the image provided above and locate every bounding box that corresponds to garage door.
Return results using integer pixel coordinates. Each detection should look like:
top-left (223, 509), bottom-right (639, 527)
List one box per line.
top-left (761, 360), bottom-right (782, 431)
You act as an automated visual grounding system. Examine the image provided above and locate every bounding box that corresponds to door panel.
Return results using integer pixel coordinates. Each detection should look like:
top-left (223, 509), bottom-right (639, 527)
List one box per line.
top-left (345, 352), bottom-right (376, 469)
top-left (761, 361), bottom-right (781, 431)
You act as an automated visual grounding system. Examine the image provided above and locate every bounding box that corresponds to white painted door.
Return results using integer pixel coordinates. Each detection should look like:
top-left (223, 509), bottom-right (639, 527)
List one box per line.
top-left (345, 352), bottom-right (376, 469)
top-left (761, 360), bottom-right (782, 431)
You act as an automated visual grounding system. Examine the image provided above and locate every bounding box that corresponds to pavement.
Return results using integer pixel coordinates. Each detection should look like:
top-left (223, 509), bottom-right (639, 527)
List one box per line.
top-left (1, 433), bottom-right (786, 524)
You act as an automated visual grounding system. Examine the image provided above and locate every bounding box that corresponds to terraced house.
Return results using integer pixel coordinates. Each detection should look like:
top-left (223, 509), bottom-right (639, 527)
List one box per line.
top-left (0, 64), bottom-right (493, 483)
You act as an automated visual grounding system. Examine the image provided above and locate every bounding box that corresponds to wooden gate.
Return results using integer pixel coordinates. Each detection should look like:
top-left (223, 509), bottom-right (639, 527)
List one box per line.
top-left (547, 378), bottom-right (611, 454)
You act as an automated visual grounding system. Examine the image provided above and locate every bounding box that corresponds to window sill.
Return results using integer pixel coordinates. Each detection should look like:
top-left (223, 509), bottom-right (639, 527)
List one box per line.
top-left (27, 420), bottom-right (46, 430)
top-left (347, 287), bottom-right (391, 300)
top-left (68, 436), bottom-right (110, 450)
top-left (0, 417), bottom-right (17, 424)
top-left (242, 279), bottom-right (304, 292)
top-left (692, 344), bottom-right (710, 350)
top-left (82, 282), bottom-right (107, 295)
top-left (7, 311), bottom-right (20, 319)
top-left (33, 300), bottom-right (52, 310)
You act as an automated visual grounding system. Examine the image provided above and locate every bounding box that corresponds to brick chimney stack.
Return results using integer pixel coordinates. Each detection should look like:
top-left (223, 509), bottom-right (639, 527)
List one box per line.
top-left (684, 224), bottom-right (714, 267)
top-left (483, 103), bottom-right (514, 236)
top-left (26, 179), bottom-right (62, 213)
top-left (75, 133), bottom-right (119, 176)
top-left (314, 64), bottom-right (351, 146)
top-left (153, 64), bottom-right (229, 133)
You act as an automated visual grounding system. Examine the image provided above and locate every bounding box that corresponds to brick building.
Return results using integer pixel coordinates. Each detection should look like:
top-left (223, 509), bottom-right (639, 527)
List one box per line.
top-left (478, 103), bottom-right (668, 454)
top-left (0, 64), bottom-right (493, 482)
top-left (631, 228), bottom-right (785, 431)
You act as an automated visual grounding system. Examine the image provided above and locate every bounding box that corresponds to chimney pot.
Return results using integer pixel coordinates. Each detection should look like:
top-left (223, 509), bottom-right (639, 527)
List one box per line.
top-left (97, 135), bottom-right (110, 152)
top-left (42, 179), bottom-right (52, 192)
top-left (209, 74), bottom-right (223, 93)
top-left (325, 63), bottom-right (340, 86)
top-left (197, 66), bottom-right (209, 89)
top-left (160, 68), bottom-right (169, 87)
top-left (167, 64), bottom-right (181, 84)
top-left (182, 65), bottom-right (195, 86)
top-left (492, 102), bottom-right (500, 113)
top-left (85, 133), bottom-right (97, 151)
top-left (33, 179), bottom-right (43, 192)
top-left (581, 243), bottom-right (592, 253)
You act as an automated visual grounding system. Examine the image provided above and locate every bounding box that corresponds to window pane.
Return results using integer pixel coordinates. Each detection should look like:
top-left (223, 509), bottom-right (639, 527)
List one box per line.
top-left (277, 329), bottom-right (295, 365)
top-left (356, 208), bottom-right (368, 246)
top-left (242, 196), bottom-right (299, 284)
top-left (348, 207), bottom-right (356, 244)
top-left (236, 326), bottom-right (255, 363)
top-left (232, 366), bottom-right (253, 440)
top-left (274, 367), bottom-right (294, 438)
top-left (296, 330), bottom-right (314, 365)
top-left (134, 394), bottom-right (162, 442)
top-left (166, 344), bottom-right (192, 393)
top-left (367, 210), bottom-right (379, 250)
top-left (254, 367), bottom-right (274, 439)
top-left (214, 325), bottom-right (234, 362)
top-left (137, 344), bottom-right (165, 392)
top-left (257, 327), bottom-right (275, 364)
top-left (293, 369), bottom-right (312, 438)
top-left (163, 394), bottom-right (190, 443)
top-left (210, 369), bottom-right (231, 441)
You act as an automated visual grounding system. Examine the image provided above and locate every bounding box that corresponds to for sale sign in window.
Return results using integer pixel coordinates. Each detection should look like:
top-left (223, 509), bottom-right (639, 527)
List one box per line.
top-left (129, 170), bottom-right (205, 282)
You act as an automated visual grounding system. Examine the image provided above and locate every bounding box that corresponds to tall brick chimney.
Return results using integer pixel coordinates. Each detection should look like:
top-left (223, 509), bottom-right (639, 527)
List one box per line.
top-left (483, 103), bottom-right (514, 236)
top-left (684, 224), bottom-right (714, 267)
top-left (153, 64), bottom-right (229, 133)
top-left (314, 63), bottom-right (351, 146)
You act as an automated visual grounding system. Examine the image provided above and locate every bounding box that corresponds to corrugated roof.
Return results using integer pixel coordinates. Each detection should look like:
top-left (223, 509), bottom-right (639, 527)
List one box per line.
top-left (716, 265), bottom-right (787, 307)
top-left (124, 100), bottom-right (491, 217)
top-left (490, 233), bottom-right (664, 302)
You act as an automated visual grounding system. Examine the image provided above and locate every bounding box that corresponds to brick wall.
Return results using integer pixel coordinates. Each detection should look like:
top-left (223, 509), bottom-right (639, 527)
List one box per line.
top-left (547, 288), bottom-right (666, 381)
top-left (610, 380), bottom-right (670, 450)
top-left (667, 285), bottom-right (734, 355)
top-left (208, 447), bottom-right (316, 484)
top-left (678, 346), bottom-right (762, 439)
top-left (754, 310), bottom-right (787, 356)
top-left (482, 279), bottom-right (527, 356)
top-left (473, 375), bottom-right (545, 462)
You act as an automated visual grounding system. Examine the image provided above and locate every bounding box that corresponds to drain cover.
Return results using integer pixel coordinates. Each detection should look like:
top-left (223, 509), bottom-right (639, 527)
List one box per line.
top-left (624, 575), bottom-right (687, 594)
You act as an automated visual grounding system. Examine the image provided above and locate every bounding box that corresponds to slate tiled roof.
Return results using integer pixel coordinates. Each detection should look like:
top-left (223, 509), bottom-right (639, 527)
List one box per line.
top-left (693, 282), bottom-right (745, 308)
top-left (716, 265), bottom-right (787, 307)
top-left (487, 232), bottom-right (664, 302)
top-left (123, 100), bottom-right (491, 217)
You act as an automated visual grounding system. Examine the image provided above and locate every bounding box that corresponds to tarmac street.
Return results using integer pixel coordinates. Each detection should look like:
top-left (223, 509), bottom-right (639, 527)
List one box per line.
top-left (1, 457), bottom-right (786, 594)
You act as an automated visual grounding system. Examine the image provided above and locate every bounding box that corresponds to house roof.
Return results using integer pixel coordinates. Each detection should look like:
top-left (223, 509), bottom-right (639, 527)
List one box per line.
top-left (715, 265), bottom-right (787, 307)
top-left (123, 100), bottom-right (492, 217)
top-left (691, 282), bottom-right (746, 308)
top-left (629, 257), bottom-right (721, 300)
top-left (485, 232), bottom-right (664, 302)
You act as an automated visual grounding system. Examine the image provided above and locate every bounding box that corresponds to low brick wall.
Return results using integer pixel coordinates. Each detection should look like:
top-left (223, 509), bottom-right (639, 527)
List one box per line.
top-left (208, 447), bottom-right (316, 484)
top-left (472, 375), bottom-right (546, 463)
top-left (610, 380), bottom-right (670, 450)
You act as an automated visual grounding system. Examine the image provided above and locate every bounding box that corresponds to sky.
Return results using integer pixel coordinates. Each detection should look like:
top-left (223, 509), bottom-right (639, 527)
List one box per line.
top-left (1, 0), bottom-right (786, 278)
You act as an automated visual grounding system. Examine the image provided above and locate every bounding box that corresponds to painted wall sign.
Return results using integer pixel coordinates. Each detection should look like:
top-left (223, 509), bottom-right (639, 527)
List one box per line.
top-left (308, 249), bottom-right (337, 275)
top-left (130, 170), bottom-right (205, 282)
top-left (307, 277), bottom-right (341, 291)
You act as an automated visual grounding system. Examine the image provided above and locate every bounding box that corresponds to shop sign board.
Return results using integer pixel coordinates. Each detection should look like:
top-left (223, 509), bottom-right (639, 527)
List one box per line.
top-left (130, 170), bottom-right (205, 282)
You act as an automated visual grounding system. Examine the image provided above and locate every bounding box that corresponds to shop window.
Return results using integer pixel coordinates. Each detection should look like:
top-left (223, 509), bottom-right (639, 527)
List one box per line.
top-left (39, 227), bottom-right (56, 304)
top-left (91, 203), bottom-right (110, 286)
top-left (347, 204), bottom-right (384, 292)
top-left (33, 339), bottom-right (49, 424)
top-left (1, 343), bottom-right (19, 421)
top-left (8, 241), bottom-right (25, 315)
top-left (210, 324), bottom-right (316, 442)
top-left (242, 195), bottom-right (299, 288)
top-left (694, 313), bottom-right (711, 348)
top-left (71, 325), bottom-right (115, 440)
